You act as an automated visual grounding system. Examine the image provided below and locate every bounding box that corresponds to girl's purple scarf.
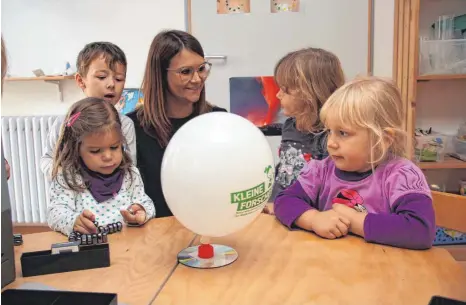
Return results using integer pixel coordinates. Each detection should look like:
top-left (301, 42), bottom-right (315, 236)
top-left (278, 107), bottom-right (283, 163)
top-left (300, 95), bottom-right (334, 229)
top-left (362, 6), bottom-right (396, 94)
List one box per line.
top-left (80, 162), bottom-right (124, 203)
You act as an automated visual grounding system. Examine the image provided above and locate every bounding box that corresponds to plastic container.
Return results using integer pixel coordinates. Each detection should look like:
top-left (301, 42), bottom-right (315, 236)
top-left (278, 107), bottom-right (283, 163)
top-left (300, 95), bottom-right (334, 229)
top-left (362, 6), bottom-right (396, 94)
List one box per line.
top-left (414, 132), bottom-right (449, 162)
top-left (457, 122), bottom-right (466, 140)
top-left (431, 14), bottom-right (466, 39)
top-left (460, 180), bottom-right (466, 196)
top-left (453, 137), bottom-right (466, 154)
top-left (419, 38), bottom-right (466, 75)
top-left (453, 122), bottom-right (466, 154)
top-left (433, 15), bottom-right (455, 40)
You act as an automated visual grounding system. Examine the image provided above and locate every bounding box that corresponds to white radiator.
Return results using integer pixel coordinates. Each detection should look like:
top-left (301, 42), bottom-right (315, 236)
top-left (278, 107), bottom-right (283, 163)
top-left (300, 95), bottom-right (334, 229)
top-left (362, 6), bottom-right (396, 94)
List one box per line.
top-left (1, 116), bottom-right (58, 223)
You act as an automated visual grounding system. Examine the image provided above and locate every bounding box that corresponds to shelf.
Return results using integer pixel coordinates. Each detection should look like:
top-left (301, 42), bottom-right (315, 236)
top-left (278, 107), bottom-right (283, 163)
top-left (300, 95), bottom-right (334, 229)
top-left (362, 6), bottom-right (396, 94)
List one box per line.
top-left (5, 75), bottom-right (75, 81)
top-left (417, 74), bottom-right (466, 81)
top-left (418, 156), bottom-right (466, 170)
top-left (5, 75), bottom-right (75, 102)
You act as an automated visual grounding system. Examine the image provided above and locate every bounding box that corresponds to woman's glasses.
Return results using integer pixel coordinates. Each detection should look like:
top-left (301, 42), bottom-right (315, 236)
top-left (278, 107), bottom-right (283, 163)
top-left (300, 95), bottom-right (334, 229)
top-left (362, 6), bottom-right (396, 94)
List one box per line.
top-left (167, 62), bottom-right (212, 83)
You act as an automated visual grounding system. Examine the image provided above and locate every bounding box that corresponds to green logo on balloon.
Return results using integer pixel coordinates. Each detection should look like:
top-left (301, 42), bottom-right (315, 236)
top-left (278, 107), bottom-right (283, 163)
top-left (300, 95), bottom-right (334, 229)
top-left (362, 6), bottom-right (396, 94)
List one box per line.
top-left (230, 165), bottom-right (274, 217)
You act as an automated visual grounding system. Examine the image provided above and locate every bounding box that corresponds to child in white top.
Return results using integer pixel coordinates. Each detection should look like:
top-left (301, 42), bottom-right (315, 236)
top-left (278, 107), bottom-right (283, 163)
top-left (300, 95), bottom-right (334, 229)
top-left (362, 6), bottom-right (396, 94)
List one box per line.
top-left (40, 42), bottom-right (136, 180)
top-left (47, 97), bottom-right (155, 236)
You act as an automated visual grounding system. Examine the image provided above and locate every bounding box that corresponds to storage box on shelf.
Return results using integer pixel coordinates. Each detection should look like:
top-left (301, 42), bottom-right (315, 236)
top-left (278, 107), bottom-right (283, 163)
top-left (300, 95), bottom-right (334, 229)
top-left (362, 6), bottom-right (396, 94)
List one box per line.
top-left (419, 38), bottom-right (466, 76)
top-left (415, 131), bottom-right (449, 162)
top-left (454, 123), bottom-right (466, 154)
top-left (453, 137), bottom-right (466, 154)
top-left (414, 131), bottom-right (466, 169)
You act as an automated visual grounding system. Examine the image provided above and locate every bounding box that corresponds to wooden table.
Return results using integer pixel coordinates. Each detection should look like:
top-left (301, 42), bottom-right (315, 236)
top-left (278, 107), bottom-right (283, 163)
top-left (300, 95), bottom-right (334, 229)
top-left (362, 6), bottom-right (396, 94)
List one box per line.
top-left (155, 214), bottom-right (466, 305)
top-left (4, 215), bottom-right (466, 305)
top-left (4, 217), bottom-right (195, 305)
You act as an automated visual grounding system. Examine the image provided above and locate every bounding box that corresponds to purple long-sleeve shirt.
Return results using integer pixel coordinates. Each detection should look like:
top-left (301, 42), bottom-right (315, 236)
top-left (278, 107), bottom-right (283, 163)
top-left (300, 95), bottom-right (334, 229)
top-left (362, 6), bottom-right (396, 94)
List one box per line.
top-left (274, 157), bottom-right (435, 250)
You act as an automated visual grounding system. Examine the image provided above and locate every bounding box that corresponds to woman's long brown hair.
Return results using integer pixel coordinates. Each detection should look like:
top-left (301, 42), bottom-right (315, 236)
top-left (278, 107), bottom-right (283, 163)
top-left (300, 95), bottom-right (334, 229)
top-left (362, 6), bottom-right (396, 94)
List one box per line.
top-left (138, 30), bottom-right (212, 147)
top-left (52, 97), bottom-right (132, 191)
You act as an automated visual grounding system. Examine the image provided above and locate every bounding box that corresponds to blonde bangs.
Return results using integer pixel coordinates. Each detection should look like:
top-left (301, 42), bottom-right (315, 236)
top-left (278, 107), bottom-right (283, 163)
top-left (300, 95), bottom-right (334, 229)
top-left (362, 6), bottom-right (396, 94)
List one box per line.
top-left (321, 77), bottom-right (408, 165)
top-left (321, 84), bottom-right (372, 130)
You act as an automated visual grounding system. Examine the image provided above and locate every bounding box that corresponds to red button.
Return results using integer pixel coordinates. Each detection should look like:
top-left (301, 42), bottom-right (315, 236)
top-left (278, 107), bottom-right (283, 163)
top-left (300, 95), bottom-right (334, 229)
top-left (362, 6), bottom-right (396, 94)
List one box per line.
top-left (198, 243), bottom-right (214, 259)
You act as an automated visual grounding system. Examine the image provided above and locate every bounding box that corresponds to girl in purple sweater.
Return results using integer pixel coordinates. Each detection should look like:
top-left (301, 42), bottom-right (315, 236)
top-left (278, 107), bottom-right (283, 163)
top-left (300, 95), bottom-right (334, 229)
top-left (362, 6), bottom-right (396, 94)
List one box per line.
top-left (274, 77), bottom-right (435, 250)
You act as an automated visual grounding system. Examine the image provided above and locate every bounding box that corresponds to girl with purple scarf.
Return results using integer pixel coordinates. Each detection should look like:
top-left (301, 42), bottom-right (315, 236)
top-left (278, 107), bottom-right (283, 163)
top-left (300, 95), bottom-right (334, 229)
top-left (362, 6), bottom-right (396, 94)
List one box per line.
top-left (47, 97), bottom-right (155, 236)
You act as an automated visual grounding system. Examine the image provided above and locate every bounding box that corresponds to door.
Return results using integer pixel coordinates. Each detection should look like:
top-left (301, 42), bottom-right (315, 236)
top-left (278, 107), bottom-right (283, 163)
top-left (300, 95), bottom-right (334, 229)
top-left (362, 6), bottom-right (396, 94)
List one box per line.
top-left (190, 0), bottom-right (371, 163)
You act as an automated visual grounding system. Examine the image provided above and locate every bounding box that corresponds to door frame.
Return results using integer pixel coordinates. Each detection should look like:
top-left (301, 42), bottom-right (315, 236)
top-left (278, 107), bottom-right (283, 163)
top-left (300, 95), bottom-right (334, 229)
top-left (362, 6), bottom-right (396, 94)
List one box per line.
top-left (186, 0), bottom-right (375, 75)
top-left (392, 0), bottom-right (420, 157)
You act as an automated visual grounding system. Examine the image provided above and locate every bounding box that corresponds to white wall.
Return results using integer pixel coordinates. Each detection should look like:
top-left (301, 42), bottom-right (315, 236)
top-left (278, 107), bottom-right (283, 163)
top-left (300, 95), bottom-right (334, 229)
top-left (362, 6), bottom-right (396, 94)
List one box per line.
top-left (2, 80), bottom-right (85, 116)
top-left (373, 0), bottom-right (395, 77)
top-left (1, 0), bottom-right (186, 116)
top-left (2, 0), bottom-right (396, 116)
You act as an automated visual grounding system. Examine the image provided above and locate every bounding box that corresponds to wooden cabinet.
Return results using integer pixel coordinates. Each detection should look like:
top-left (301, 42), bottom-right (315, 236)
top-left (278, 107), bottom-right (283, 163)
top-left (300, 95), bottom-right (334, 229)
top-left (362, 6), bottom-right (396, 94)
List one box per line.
top-left (394, 0), bottom-right (466, 252)
top-left (394, 0), bottom-right (466, 172)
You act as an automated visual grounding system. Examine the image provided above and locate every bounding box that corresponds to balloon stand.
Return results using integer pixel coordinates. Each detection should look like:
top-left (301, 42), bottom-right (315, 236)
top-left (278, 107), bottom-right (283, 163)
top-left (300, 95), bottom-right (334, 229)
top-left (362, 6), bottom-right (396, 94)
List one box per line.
top-left (177, 243), bottom-right (238, 269)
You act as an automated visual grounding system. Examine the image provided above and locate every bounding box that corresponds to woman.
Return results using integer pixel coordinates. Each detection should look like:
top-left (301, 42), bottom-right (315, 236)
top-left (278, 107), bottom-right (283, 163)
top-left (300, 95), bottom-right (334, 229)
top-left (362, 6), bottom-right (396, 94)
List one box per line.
top-left (128, 30), bottom-right (226, 218)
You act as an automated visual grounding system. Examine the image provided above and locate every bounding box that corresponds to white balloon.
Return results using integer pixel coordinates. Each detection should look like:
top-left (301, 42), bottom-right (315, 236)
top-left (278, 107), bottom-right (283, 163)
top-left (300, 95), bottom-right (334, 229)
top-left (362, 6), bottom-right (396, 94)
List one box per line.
top-left (161, 112), bottom-right (275, 237)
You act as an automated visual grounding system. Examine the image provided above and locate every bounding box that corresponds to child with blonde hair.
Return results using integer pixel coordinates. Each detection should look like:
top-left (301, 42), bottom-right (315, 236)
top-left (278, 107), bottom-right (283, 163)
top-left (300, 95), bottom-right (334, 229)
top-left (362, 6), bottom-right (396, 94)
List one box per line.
top-left (274, 77), bottom-right (435, 250)
top-left (47, 97), bottom-right (155, 236)
top-left (268, 47), bottom-right (345, 202)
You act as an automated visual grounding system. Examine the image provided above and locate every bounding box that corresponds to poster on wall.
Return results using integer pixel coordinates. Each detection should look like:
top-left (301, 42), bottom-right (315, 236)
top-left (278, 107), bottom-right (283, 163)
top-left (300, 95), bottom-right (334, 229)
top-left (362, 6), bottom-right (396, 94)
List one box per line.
top-left (230, 76), bottom-right (286, 130)
top-left (271, 0), bottom-right (300, 13)
top-left (217, 0), bottom-right (251, 14)
top-left (115, 88), bottom-right (143, 115)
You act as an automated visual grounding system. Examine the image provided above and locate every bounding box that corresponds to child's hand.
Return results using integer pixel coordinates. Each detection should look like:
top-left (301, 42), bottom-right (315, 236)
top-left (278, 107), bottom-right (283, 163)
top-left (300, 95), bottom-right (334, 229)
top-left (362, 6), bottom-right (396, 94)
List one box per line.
top-left (332, 203), bottom-right (359, 219)
top-left (120, 204), bottom-right (147, 225)
top-left (332, 204), bottom-right (367, 237)
top-left (5, 159), bottom-right (10, 180)
top-left (73, 209), bottom-right (97, 234)
top-left (309, 210), bottom-right (350, 239)
top-left (262, 203), bottom-right (275, 215)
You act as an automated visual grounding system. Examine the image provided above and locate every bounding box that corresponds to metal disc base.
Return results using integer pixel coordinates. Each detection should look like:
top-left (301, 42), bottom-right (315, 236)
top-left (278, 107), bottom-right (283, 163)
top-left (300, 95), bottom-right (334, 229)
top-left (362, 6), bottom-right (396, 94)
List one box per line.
top-left (177, 244), bottom-right (238, 269)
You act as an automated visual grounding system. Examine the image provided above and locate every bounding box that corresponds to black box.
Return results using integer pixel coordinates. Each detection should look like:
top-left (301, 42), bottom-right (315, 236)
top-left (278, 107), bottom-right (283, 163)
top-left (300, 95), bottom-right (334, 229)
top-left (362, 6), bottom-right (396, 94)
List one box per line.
top-left (1, 289), bottom-right (117, 305)
top-left (428, 296), bottom-right (466, 305)
top-left (1, 149), bottom-right (16, 288)
top-left (21, 244), bottom-right (110, 277)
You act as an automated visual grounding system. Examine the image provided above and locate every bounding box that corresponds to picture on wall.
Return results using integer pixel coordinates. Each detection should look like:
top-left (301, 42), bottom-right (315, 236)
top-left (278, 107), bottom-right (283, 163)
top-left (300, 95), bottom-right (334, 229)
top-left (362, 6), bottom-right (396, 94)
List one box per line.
top-left (115, 88), bottom-right (143, 115)
top-left (271, 0), bottom-right (300, 13)
top-left (217, 0), bottom-right (251, 14)
top-left (230, 76), bottom-right (286, 128)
